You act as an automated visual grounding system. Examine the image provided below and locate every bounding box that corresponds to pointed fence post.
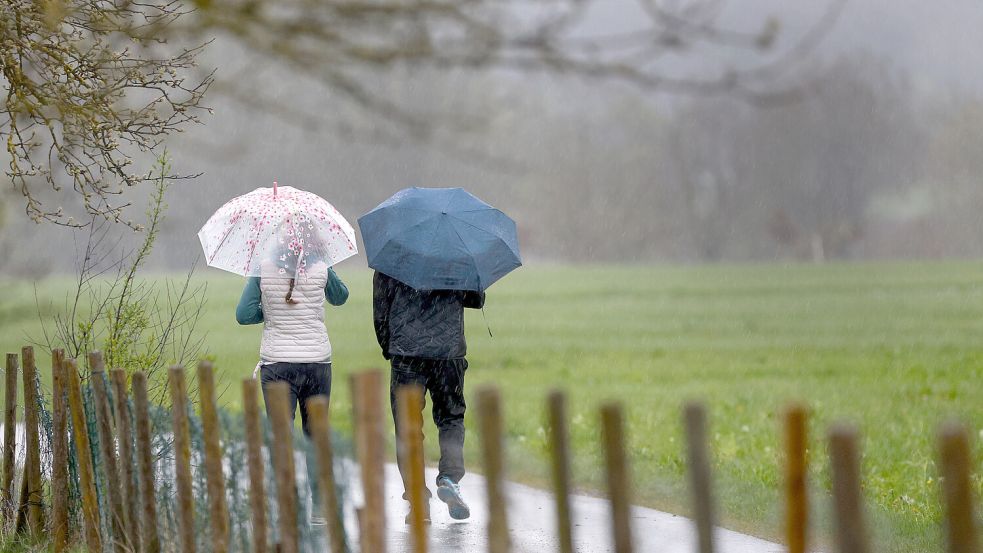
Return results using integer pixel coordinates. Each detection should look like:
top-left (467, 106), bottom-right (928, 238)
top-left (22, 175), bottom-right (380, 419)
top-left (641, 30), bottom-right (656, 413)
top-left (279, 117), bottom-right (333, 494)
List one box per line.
top-left (266, 381), bottom-right (300, 553)
top-left (547, 390), bottom-right (574, 553)
top-left (601, 402), bottom-right (634, 553)
top-left (307, 395), bottom-right (347, 553)
top-left (17, 346), bottom-right (44, 538)
top-left (51, 349), bottom-right (70, 553)
top-left (477, 386), bottom-right (510, 553)
top-left (938, 422), bottom-right (979, 553)
top-left (89, 352), bottom-right (129, 553)
top-left (65, 358), bottom-right (103, 553)
top-left (111, 369), bottom-right (142, 553)
top-left (132, 371), bottom-right (161, 553)
top-left (169, 366), bottom-right (197, 553)
top-left (828, 424), bottom-right (869, 553)
top-left (684, 402), bottom-right (716, 553)
top-left (242, 379), bottom-right (268, 553)
top-left (784, 404), bottom-right (809, 553)
top-left (397, 385), bottom-right (428, 553)
top-left (1, 353), bottom-right (18, 531)
top-left (198, 361), bottom-right (230, 553)
top-left (351, 370), bottom-right (386, 553)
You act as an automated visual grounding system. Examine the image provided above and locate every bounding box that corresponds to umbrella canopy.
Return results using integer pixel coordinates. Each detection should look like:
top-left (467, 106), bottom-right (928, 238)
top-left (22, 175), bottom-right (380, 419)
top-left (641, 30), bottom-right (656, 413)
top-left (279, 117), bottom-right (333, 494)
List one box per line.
top-left (198, 183), bottom-right (358, 278)
top-left (357, 187), bottom-right (521, 291)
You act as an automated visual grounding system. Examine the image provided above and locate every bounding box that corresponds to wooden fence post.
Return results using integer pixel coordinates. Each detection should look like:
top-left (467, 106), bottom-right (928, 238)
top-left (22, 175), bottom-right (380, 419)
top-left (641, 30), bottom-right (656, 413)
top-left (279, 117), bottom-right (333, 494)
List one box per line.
top-left (132, 371), bottom-right (161, 553)
top-left (198, 361), bottom-right (230, 553)
top-left (89, 352), bottom-right (129, 553)
top-left (547, 390), bottom-right (574, 553)
top-left (684, 402), bottom-right (716, 553)
top-left (110, 369), bottom-right (142, 553)
top-left (50, 349), bottom-right (70, 553)
top-left (784, 404), bottom-right (809, 553)
top-left (601, 401), bottom-right (633, 553)
top-left (1, 353), bottom-right (18, 531)
top-left (351, 370), bottom-right (385, 553)
top-left (169, 366), bottom-right (197, 553)
top-left (938, 422), bottom-right (979, 553)
top-left (828, 424), bottom-right (869, 553)
top-left (397, 384), bottom-right (428, 553)
top-left (242, 379), bottom-right (268, 553)
top-left (266, 381), bottom-right (299, 553)
top-left (65, 357), bottom-right (103, 553)
top-left (307, 395), bottom-right (347, 553)
top-left (476, 386), bottom-right (510, 553)
top-left (16, 346), bottom-right (44, 538)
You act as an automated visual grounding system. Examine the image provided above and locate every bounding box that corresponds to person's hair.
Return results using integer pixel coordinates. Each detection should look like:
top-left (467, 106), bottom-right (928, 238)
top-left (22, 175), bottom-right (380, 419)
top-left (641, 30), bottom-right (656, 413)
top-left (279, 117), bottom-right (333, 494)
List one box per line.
top-left (285, 278), bottom-right (299, 304)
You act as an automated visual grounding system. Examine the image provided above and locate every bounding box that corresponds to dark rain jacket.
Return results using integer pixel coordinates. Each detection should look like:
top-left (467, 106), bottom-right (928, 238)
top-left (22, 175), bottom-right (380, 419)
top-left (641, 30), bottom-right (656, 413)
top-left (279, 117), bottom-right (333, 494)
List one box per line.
top-left (373, 271), bottom-right (485, 360)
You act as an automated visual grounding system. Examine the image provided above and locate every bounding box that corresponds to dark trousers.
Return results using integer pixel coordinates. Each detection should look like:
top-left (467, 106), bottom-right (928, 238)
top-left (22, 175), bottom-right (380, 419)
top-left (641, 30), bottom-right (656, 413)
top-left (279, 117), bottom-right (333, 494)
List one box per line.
top-left (260, 361), bottom-right (332, 436)
top-left (391, 356), bottom-right (468, 499)
top-left (260, 361), bottom-right (332, 509)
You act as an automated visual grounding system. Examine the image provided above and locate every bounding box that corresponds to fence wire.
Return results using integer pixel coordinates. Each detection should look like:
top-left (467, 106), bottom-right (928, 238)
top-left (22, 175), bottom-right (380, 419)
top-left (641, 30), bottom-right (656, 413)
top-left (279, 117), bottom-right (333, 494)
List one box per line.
top-left (1, 359), bottom-right (354, 553)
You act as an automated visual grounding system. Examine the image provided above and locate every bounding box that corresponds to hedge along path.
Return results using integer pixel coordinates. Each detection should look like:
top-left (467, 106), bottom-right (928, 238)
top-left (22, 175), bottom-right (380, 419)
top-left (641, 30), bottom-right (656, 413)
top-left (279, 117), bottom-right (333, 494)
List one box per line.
top-left (16, 346), bottom-right (44, 539)
top-left (199, 360), bottom-right (231, 553)
top-left (242, 378), bottom-right (268, 553)
top-left (169, 365), bottom-right (196, 553)
top-left (65, 357), bottom-right (102, 553)
top-left (2, 352), bottom-right (18, 531)
top-left (397, 384), bottom-right (428, 553)
top-left (131, 371), bottom-right (161, 553)
top-left (89, 351), bottom-right (130, 553)
top-left (50, 349), bottom-right (70, 553)
top-left (352, 370), bottom-right (385, 553)
top-left (110, 369), bottom-right (141, 553)
top-left (306, 394), bottom-right (346, 553)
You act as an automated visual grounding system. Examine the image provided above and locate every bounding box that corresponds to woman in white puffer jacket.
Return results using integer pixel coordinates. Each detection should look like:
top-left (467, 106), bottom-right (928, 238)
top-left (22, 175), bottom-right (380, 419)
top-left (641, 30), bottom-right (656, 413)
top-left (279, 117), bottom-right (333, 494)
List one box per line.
top-left (235, 257), bottom-right (349, 436)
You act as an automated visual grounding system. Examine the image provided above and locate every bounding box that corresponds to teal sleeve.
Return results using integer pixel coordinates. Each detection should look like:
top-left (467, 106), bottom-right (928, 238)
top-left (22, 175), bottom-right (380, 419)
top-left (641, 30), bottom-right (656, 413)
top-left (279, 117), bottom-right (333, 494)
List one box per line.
top-left (325, 268), bottom-right (349, 306)
top-left (236, 277), bottom-right (264, 324)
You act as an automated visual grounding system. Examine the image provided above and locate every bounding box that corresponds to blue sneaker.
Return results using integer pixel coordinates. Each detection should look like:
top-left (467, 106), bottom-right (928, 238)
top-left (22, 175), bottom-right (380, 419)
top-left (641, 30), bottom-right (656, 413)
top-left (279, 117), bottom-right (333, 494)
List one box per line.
top-left (436, 477), bottom-right (470, 520)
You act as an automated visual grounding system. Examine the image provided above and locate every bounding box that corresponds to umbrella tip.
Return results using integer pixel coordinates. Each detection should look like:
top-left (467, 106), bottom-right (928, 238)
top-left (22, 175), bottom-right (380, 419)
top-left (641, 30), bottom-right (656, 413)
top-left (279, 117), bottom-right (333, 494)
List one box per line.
top-left (273, 180), bottom-right (278, 197)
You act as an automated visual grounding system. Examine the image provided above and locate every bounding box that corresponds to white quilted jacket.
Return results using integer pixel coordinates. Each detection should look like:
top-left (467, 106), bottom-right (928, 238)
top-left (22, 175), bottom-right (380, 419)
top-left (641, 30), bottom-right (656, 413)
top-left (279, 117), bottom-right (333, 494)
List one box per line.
top-left (259, 262), bottom-right (332, 363)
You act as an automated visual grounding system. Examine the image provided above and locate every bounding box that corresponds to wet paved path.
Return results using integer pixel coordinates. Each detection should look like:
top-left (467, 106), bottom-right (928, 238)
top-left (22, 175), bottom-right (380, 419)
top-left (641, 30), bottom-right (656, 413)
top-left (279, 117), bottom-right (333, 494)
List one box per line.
top-left (372, 464), bottom-right (785, 553)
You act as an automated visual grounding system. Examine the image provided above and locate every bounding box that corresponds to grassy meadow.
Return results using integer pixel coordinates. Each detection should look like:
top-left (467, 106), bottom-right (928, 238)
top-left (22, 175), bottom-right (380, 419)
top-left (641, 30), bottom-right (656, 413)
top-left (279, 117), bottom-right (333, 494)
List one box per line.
top-left (2, 261), bottom-right (983, 552)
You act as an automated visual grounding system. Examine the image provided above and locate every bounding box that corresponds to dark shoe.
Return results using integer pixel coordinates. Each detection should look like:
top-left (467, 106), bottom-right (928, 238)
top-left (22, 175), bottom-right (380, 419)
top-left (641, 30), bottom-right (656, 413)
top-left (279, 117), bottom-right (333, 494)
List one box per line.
top-left (436, 477), bottom-right (470, 520)
top-left (404, 501), bottom-right (432, 525)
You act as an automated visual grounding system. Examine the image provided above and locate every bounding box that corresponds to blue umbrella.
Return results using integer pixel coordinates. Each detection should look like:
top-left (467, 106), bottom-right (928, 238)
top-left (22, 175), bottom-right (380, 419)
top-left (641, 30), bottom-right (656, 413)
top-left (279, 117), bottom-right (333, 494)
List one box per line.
top-left (357, 187), bottom-right (522, 291)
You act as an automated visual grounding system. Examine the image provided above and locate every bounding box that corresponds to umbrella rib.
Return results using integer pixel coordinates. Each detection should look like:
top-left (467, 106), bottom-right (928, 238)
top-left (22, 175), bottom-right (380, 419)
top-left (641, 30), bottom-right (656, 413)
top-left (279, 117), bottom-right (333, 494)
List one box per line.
top-left (446, 213), bottom-right (518, 254)
top-left (447, 218), bottom-right (483, 291)
top-left (204, 211), bottom-right (240, 264)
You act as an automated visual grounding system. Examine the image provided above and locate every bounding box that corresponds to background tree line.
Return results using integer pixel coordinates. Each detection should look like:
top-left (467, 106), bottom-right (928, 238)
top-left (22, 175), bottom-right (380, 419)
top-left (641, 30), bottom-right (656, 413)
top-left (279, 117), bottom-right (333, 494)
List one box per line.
top-left (3, 0), bottom-right (983, 274)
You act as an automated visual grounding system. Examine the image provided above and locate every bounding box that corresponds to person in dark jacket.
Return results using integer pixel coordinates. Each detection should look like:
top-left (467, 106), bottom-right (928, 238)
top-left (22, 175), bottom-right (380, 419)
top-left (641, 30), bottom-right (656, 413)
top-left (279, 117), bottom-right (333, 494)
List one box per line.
top-left (373, 270), bottom-right (485, 523)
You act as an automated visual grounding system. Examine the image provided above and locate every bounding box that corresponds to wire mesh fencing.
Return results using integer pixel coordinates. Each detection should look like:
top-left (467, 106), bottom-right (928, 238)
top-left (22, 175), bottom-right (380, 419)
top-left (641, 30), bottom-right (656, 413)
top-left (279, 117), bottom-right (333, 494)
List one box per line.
top-left (1, 347), bottom-right (354, 553)
top-left (2, 345), bottom-right (981, 553)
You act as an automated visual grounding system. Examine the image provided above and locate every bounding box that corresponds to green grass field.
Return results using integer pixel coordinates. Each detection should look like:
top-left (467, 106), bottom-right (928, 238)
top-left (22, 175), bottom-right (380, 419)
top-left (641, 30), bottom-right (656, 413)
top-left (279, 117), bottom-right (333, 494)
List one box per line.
top-left (3, 262), bottom-right (982, 552)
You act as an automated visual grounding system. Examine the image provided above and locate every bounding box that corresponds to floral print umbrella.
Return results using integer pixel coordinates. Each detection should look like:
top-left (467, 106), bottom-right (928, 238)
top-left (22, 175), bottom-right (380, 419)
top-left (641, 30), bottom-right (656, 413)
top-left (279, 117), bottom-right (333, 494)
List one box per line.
top-left (198, 182), bottom-right (358, 278)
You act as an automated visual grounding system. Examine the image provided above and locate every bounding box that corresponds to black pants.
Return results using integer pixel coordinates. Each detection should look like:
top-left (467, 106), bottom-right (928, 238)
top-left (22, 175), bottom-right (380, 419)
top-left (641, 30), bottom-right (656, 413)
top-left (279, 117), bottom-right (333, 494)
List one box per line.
top-left (260, 361), bottom-right (332, 436)
top-left (261, 361), bottom-right (332, 510)
top-left (391, 356), bottom-right (467, 499)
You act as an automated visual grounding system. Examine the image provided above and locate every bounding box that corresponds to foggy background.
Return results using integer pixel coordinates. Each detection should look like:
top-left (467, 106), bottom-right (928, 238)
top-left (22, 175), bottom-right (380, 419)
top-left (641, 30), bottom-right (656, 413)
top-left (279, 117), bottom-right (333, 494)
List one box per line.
top-left (3, 0), bottom-right (983, 276)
